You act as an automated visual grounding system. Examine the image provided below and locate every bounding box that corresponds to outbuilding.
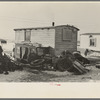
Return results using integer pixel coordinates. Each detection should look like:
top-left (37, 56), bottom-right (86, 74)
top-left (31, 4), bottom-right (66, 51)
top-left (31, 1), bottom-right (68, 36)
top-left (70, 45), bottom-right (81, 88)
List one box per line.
top-left (14, 25), bottom-right (79, 59)
top-left (0, 39), bottom-right (7, 44)
top-left (80, 33), bottom-right (100, 51)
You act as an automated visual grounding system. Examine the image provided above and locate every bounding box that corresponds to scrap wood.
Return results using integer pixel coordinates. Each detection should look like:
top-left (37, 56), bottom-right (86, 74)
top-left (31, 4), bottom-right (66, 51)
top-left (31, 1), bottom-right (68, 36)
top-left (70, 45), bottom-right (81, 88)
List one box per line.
top-left (73, 60), bottom-right (88, 74)
top-left (96, 63), bottom-right (100, 69)
top-left (55, 50), bottom-right (89, 74)
top-left (73, 52), bottom-right (90, 64)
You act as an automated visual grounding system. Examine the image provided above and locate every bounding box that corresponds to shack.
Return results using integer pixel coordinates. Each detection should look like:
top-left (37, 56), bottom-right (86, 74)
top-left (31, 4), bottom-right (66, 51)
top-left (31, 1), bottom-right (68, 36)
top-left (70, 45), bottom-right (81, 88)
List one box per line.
top-left (80, 33), bottom-right (100, 51)
top-left (0, 39), bottom-right (7, 44)
top-left (14, 25), bottom-right (79, 60)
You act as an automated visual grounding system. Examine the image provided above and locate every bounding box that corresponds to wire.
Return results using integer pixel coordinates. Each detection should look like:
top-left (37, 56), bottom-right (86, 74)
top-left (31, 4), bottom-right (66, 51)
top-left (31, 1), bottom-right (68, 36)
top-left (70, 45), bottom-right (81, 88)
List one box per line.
top-left (0, 15), bottom-right (52, 24)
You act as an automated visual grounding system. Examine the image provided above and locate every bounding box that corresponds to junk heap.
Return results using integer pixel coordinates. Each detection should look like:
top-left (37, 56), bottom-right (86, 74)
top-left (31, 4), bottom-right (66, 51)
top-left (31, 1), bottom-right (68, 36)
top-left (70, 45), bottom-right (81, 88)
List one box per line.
top-left (53, 51), bottom-right (90, 75)
top-left (0, 44), bottom-right (90, 75)
top-left (20, 46), bottom-right (90, 75)
top-left (0, 46), bottom-right (23, 75)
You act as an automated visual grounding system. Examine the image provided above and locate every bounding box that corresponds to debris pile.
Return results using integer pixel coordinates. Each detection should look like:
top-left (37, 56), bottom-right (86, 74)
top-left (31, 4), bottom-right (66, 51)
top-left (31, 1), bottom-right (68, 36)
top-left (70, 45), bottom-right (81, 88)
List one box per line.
top-left (27, 50), bottom-right (90, 75)
top-left (0, 53), bottom-right (23, 75)
top-left (53, 51), bottom-right (89, 75)
top-left (73, 52), bottom-right (90, 64)
top-left (0, 42), bottom-right (91, 75)
top-left (96, 63), bottom-right (100, 69)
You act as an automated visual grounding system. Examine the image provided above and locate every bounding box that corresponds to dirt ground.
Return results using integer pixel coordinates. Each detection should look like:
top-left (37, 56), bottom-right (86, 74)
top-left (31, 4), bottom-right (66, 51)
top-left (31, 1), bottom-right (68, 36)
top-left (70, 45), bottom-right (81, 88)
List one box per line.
top-left (0, 56), bottom-right (100, 82)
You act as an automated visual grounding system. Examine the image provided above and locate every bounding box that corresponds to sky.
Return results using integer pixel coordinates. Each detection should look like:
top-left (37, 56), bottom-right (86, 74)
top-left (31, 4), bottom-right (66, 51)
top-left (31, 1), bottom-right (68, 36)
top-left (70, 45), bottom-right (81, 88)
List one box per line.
top-left (0, 2), bottom-right (100, 40)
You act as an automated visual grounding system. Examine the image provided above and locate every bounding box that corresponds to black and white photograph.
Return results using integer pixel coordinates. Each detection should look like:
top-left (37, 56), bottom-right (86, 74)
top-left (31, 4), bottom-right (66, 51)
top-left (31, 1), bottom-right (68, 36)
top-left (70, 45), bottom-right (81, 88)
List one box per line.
top-left (0, 1), bottom-right (100, 83)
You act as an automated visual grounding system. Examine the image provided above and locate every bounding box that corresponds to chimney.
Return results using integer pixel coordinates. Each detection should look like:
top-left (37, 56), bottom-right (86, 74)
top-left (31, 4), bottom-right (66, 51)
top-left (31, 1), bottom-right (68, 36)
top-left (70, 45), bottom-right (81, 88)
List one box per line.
top-left (52, 22), bottom-right (55, 26)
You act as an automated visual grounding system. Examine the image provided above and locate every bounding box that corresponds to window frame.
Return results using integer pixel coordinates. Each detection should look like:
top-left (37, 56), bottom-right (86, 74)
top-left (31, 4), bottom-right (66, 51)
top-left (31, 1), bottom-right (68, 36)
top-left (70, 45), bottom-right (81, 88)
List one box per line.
top-left (62, 28), bottom-right (72, 41)
top-left (24, 30), bottom-right (31, 41)
top-left (89, 38), bottom-right (96, 47)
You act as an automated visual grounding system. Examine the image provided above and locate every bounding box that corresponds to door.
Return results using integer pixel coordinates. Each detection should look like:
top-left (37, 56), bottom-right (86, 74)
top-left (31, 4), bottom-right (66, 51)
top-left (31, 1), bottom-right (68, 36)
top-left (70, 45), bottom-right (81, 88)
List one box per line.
top-left (25, 30), bottom-right (31, 41)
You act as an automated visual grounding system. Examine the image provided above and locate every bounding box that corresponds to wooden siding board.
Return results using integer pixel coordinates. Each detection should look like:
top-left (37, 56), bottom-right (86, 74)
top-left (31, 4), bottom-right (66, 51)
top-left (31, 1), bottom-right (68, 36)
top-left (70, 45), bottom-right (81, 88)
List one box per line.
top-left (55, 27), bottom-right (77, 56)
top-left (15, 30), bottom-right (25, 43)
top-left (31, 29), bottom-right (55, 48)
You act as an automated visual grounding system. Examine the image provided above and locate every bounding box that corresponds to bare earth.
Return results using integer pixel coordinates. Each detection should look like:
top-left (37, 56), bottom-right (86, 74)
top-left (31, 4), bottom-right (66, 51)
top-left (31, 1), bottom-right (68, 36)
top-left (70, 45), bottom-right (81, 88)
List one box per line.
top-left (0, 62), bottom-right (100, 82)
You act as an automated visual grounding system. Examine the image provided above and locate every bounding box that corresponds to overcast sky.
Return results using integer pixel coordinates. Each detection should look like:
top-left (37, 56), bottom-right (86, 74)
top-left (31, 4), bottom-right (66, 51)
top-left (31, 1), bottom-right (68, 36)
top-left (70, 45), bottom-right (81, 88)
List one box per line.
top-left (0, 2), bottom-right (100, 40)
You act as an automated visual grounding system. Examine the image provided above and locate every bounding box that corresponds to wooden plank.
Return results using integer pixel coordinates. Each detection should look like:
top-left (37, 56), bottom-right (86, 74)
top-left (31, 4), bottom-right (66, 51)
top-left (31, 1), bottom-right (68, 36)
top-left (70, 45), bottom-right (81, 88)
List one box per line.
top-left (73, 60), bottom-right (88, 73)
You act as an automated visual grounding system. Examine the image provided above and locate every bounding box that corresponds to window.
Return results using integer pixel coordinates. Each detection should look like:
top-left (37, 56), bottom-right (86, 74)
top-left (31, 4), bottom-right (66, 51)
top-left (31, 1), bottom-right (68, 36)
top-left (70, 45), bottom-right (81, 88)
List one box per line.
top-left (90, 38), bottom-right (96, 47)
top-left (23, 47), bottom-right (28, 59)
top-left (16, 46), bottom-right (21, 59)
top-left (62, 28), bottom-right (72, 41)
top-left (24, 30), bottom-right (31, 41)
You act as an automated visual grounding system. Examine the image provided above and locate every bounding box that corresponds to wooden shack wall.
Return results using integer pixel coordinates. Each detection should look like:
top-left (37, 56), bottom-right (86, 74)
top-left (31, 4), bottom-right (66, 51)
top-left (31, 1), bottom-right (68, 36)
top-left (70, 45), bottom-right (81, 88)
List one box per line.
top-left (31, 29), bottom-right (55, 48)
top-left (80, 35), bottom-right (100, 51)
top-left (14, 26), bottom-right (78, 57)
top-left (55, 26), bottom-right (77, 56)
top-left (15, 30), bottom-right (25, 43)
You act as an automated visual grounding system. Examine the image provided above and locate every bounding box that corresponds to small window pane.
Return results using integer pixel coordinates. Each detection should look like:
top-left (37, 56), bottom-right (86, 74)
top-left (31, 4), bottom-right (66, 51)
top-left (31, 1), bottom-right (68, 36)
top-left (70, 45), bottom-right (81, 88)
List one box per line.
top-left (25, 30), bottom-right (31, 41)
top-left (90, 38), bottom-right (96, 47)
top-left (62, 28), bottom-right (72, 40)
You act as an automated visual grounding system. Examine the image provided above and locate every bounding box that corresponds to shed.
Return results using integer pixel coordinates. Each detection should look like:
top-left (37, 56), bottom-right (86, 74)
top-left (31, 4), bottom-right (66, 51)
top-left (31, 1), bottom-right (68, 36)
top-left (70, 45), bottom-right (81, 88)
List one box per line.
top-left (14, 25), bottom-right (79, 58)
top-left (80, 33), bottom-right (100, 51)
top-left (0, 39), bottom-right (7, 44)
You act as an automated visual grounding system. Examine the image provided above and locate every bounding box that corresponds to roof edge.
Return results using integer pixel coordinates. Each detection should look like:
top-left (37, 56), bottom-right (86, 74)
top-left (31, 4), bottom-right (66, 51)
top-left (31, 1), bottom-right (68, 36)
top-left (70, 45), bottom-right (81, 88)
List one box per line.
top-left (14, 25), bottom-right (79, 31)
top-left (81, 33), bottom-right (100, 35)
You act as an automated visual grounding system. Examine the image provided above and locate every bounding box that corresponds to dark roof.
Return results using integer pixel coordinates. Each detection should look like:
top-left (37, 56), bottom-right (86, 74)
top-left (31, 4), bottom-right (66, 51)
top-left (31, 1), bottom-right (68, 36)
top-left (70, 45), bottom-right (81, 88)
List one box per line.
top-left (14, 26), bottom-right (55, 31)
top-left (14, 25), bottom-right (79, 31)
top-left (81, 33), bottom-right (100, 35)
top-left (0, 39), bottom-right (7, 43)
